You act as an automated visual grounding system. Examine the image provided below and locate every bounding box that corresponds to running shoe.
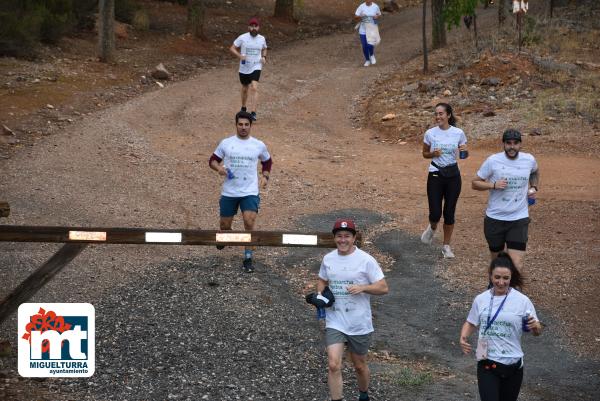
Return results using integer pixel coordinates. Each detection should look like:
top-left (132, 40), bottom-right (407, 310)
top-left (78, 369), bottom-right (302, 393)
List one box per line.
top-left (442, 244), bottom-right (455, 258)
top-left (250, 111), bottom-right (257, 121)
top-left (243, 258), bottom-right (254, 273)
top-left (363, 60), bottom-right (371, 67)
top-left (370, 55), bottom-right (377, 65)
top-left (420, 225), bottom-right (435, 245)
top-left (216, 245), bottom-right (225, 250)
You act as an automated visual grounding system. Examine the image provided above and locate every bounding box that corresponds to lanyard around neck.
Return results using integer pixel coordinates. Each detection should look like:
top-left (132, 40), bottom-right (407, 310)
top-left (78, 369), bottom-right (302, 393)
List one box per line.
top-left (484, 288), bottom-right (510, 335)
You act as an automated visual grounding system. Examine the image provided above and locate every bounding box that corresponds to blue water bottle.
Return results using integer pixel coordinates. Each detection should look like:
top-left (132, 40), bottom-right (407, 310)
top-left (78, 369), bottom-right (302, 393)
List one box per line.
top-left (459, 149), bottom-right (469, 159)
top-left (225, 167), bottom-right (235, 180)
top-left (522, 310), bottom-right (531, 332)
top-left (527, 188), bottom-right (536, 206)
top-left (316, 307), bottom-right (326, 320)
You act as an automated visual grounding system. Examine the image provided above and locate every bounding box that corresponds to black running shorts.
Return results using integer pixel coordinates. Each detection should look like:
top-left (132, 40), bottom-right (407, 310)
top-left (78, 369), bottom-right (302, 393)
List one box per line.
top-left (239, 70), bottom-right (261, 86)
top-left (484, 216), bottom-right (530, 252)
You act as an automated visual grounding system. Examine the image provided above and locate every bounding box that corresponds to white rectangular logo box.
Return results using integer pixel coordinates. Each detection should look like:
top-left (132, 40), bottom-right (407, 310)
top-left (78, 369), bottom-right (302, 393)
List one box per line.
top-left (18, 303), bottom-right (95, 377)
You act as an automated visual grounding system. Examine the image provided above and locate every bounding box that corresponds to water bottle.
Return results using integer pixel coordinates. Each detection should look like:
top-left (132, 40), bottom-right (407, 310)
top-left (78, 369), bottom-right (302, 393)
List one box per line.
top-left (527, 188), bottom-right (536, 206)
top-left (316, 307), bottom-right (326, 320)
top-left (459, 149), bottom-right (469, 159)
top-left (522, 310), bottom-right (531, 332)
top-left (225, 166), bottom-right (235, 180)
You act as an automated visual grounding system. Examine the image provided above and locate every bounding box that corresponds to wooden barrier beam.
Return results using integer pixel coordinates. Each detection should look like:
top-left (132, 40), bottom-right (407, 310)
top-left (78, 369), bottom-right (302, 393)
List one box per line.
top-left (0, 202), bottom-right (9, 218)
top-left (0, 243), bottom-right (87, 325)
top-left (0, 225), bottom-right (362, 248)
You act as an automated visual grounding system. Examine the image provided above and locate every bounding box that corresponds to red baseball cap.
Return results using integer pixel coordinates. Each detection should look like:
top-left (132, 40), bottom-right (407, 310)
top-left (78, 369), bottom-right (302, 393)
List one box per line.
top-left (332, 218), bottom-right (357, 235)
top-left (248, 17), bottom-right (260, 26)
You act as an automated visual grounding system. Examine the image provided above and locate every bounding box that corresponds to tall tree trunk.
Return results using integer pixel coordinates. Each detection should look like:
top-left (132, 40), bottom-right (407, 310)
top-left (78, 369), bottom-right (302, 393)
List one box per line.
top-left (274, 0), bottom-right (294, 21)
top-left (549, 0), bottom-right (555, 18)
top-left (187, 0), bottom-right (205, 38)
top-left (431, 0), bottom-right (446, 49)
top-left (498, 0), bottom-right (507, 26)
top-left (473, 12), bottom-right (478, 50)
top-left (517, 11), bottom-right (523, 52)
top-left (423, 0), bottom-right (428, 72)
top-left (98, 0), bottom-right (115, 63)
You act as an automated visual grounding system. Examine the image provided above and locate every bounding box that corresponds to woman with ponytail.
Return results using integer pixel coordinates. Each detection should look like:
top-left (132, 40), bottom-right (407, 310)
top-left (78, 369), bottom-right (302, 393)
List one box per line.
top-left (420, 102), bottom-right (468, 258)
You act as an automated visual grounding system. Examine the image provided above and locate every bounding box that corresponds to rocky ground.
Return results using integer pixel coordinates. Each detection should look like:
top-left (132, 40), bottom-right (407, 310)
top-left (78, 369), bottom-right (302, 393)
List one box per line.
top-left (1, 2), bottom-right (599, 400)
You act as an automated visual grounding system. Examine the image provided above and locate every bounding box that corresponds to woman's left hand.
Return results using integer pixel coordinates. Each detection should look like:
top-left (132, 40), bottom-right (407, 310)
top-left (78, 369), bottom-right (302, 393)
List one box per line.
top-left (527, 317), bottom-right (543, 335)
top-left (347, 284), bottom-right (364, 295)
top-left (459, 336), bottom-right (472, 355)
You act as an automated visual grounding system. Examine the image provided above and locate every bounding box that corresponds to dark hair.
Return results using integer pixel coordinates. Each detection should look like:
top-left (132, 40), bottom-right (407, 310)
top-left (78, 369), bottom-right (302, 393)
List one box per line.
top-left (489, 251), bottom-right (523, 290)
top-left (435, 102), bottom-right (457, 126)
top-left (235, 111), bottom-right (253, 124)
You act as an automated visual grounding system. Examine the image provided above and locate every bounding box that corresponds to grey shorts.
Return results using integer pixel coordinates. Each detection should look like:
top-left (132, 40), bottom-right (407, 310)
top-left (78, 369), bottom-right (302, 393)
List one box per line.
top-left (325, 328), bottom-right (372, 356)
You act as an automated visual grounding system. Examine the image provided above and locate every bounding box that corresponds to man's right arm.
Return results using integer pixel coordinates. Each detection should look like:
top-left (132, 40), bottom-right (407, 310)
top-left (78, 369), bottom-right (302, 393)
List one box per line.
top-left (472, 175), bottom-right (494, 191)
top-left (317, 277), bottom-right (328, 294)
top-left (209, 154), bottom-right (226, 176)
top-left (229, 44), bottom-right (243, 60)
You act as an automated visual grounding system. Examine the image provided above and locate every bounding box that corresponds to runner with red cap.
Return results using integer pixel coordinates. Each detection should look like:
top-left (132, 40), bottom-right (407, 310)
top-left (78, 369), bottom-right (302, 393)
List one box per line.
top-left (312, 218), bottom-right (388, 401)
top-left (229, 17), bottom-right (268, 122)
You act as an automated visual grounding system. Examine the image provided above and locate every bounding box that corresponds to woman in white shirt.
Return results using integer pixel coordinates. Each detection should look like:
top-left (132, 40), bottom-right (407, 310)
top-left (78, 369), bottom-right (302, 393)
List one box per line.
top-left (420, 102), bottom-right (468, 258)
top-left (459, 252), bottom-right (542, 401)
top-left (353, 1), bottom-right (381, 67)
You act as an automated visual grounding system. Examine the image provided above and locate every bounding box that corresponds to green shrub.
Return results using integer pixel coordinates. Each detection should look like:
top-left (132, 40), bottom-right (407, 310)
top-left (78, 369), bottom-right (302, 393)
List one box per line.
top-left (0, 0), bottom-right (76, 55)
top-left (523, 15), bottom-right (542, 45)
top-left (386, 367), bottom-right (434, 387)
top-left (39, 0), bottom-right (74, 43)
top-left (0, 12), bottom-right (38, 57)
top-left (72, 0), bottom-right (97, 30)
top-left (157, 0), bottom-right (188, 5)
top-left (132, 9), bottom-right (150, 31)
top-left (115, 0), bottom-right (140, 24)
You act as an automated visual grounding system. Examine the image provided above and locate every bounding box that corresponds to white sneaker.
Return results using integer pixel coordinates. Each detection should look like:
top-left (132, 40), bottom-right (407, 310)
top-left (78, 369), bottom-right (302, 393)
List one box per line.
top-left (363, 60), bottom-right (371, 67)
top-left (420, 225), bottom-right (435, 245)
top-left (370, 55), bottom-right (377, 65)
top-left (442, 245), bottom-right (455, 258)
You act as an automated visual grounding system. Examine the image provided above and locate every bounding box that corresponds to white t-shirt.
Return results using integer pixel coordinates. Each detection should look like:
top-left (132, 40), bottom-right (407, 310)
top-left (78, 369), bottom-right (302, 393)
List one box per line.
top-left (467, 288), bottom-right (538, 365)
top-left (233, 33), bottom-right (267, 74)
top-left (355, 2), bottom-right (381, 35)
top-left (476, 152), bottom-right (538, 221)
top-left (213, 135), bottom-right (271, 197)
top-left (318, 247), bottom-right (385, 335)
top-left (423, 125), bottom-right (467, 172)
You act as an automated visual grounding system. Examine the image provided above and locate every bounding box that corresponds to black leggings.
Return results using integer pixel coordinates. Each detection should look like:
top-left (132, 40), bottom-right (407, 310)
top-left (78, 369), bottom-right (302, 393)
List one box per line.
top-left (477, 360), bottom-right (524, 401)
top-left (426, 172), bottom-right (462, 225)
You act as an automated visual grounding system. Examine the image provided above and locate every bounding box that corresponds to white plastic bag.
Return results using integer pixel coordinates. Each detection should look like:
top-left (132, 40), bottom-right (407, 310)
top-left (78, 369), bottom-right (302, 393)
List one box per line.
top-left (365, 22), bottom-right (381, 46)
top-left (513, 0), bottom-right (529, 13)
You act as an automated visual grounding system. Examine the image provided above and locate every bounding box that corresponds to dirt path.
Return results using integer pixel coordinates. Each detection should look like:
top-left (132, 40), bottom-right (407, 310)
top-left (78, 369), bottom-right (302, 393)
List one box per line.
top-left (1, 6), bottom-right (599, 400)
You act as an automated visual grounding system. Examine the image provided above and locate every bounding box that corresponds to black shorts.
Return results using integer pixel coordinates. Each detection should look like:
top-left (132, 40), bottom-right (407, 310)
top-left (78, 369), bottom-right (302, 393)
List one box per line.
top-left (484, 216), bottom-right (530, 252)
top-left (239, 70), bottom-right (261, 86)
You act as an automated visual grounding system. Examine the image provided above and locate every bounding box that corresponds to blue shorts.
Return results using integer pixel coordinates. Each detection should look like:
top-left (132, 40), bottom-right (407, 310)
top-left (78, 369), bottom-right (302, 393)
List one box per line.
top-left (219, 195), bottom-right (260, 217)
